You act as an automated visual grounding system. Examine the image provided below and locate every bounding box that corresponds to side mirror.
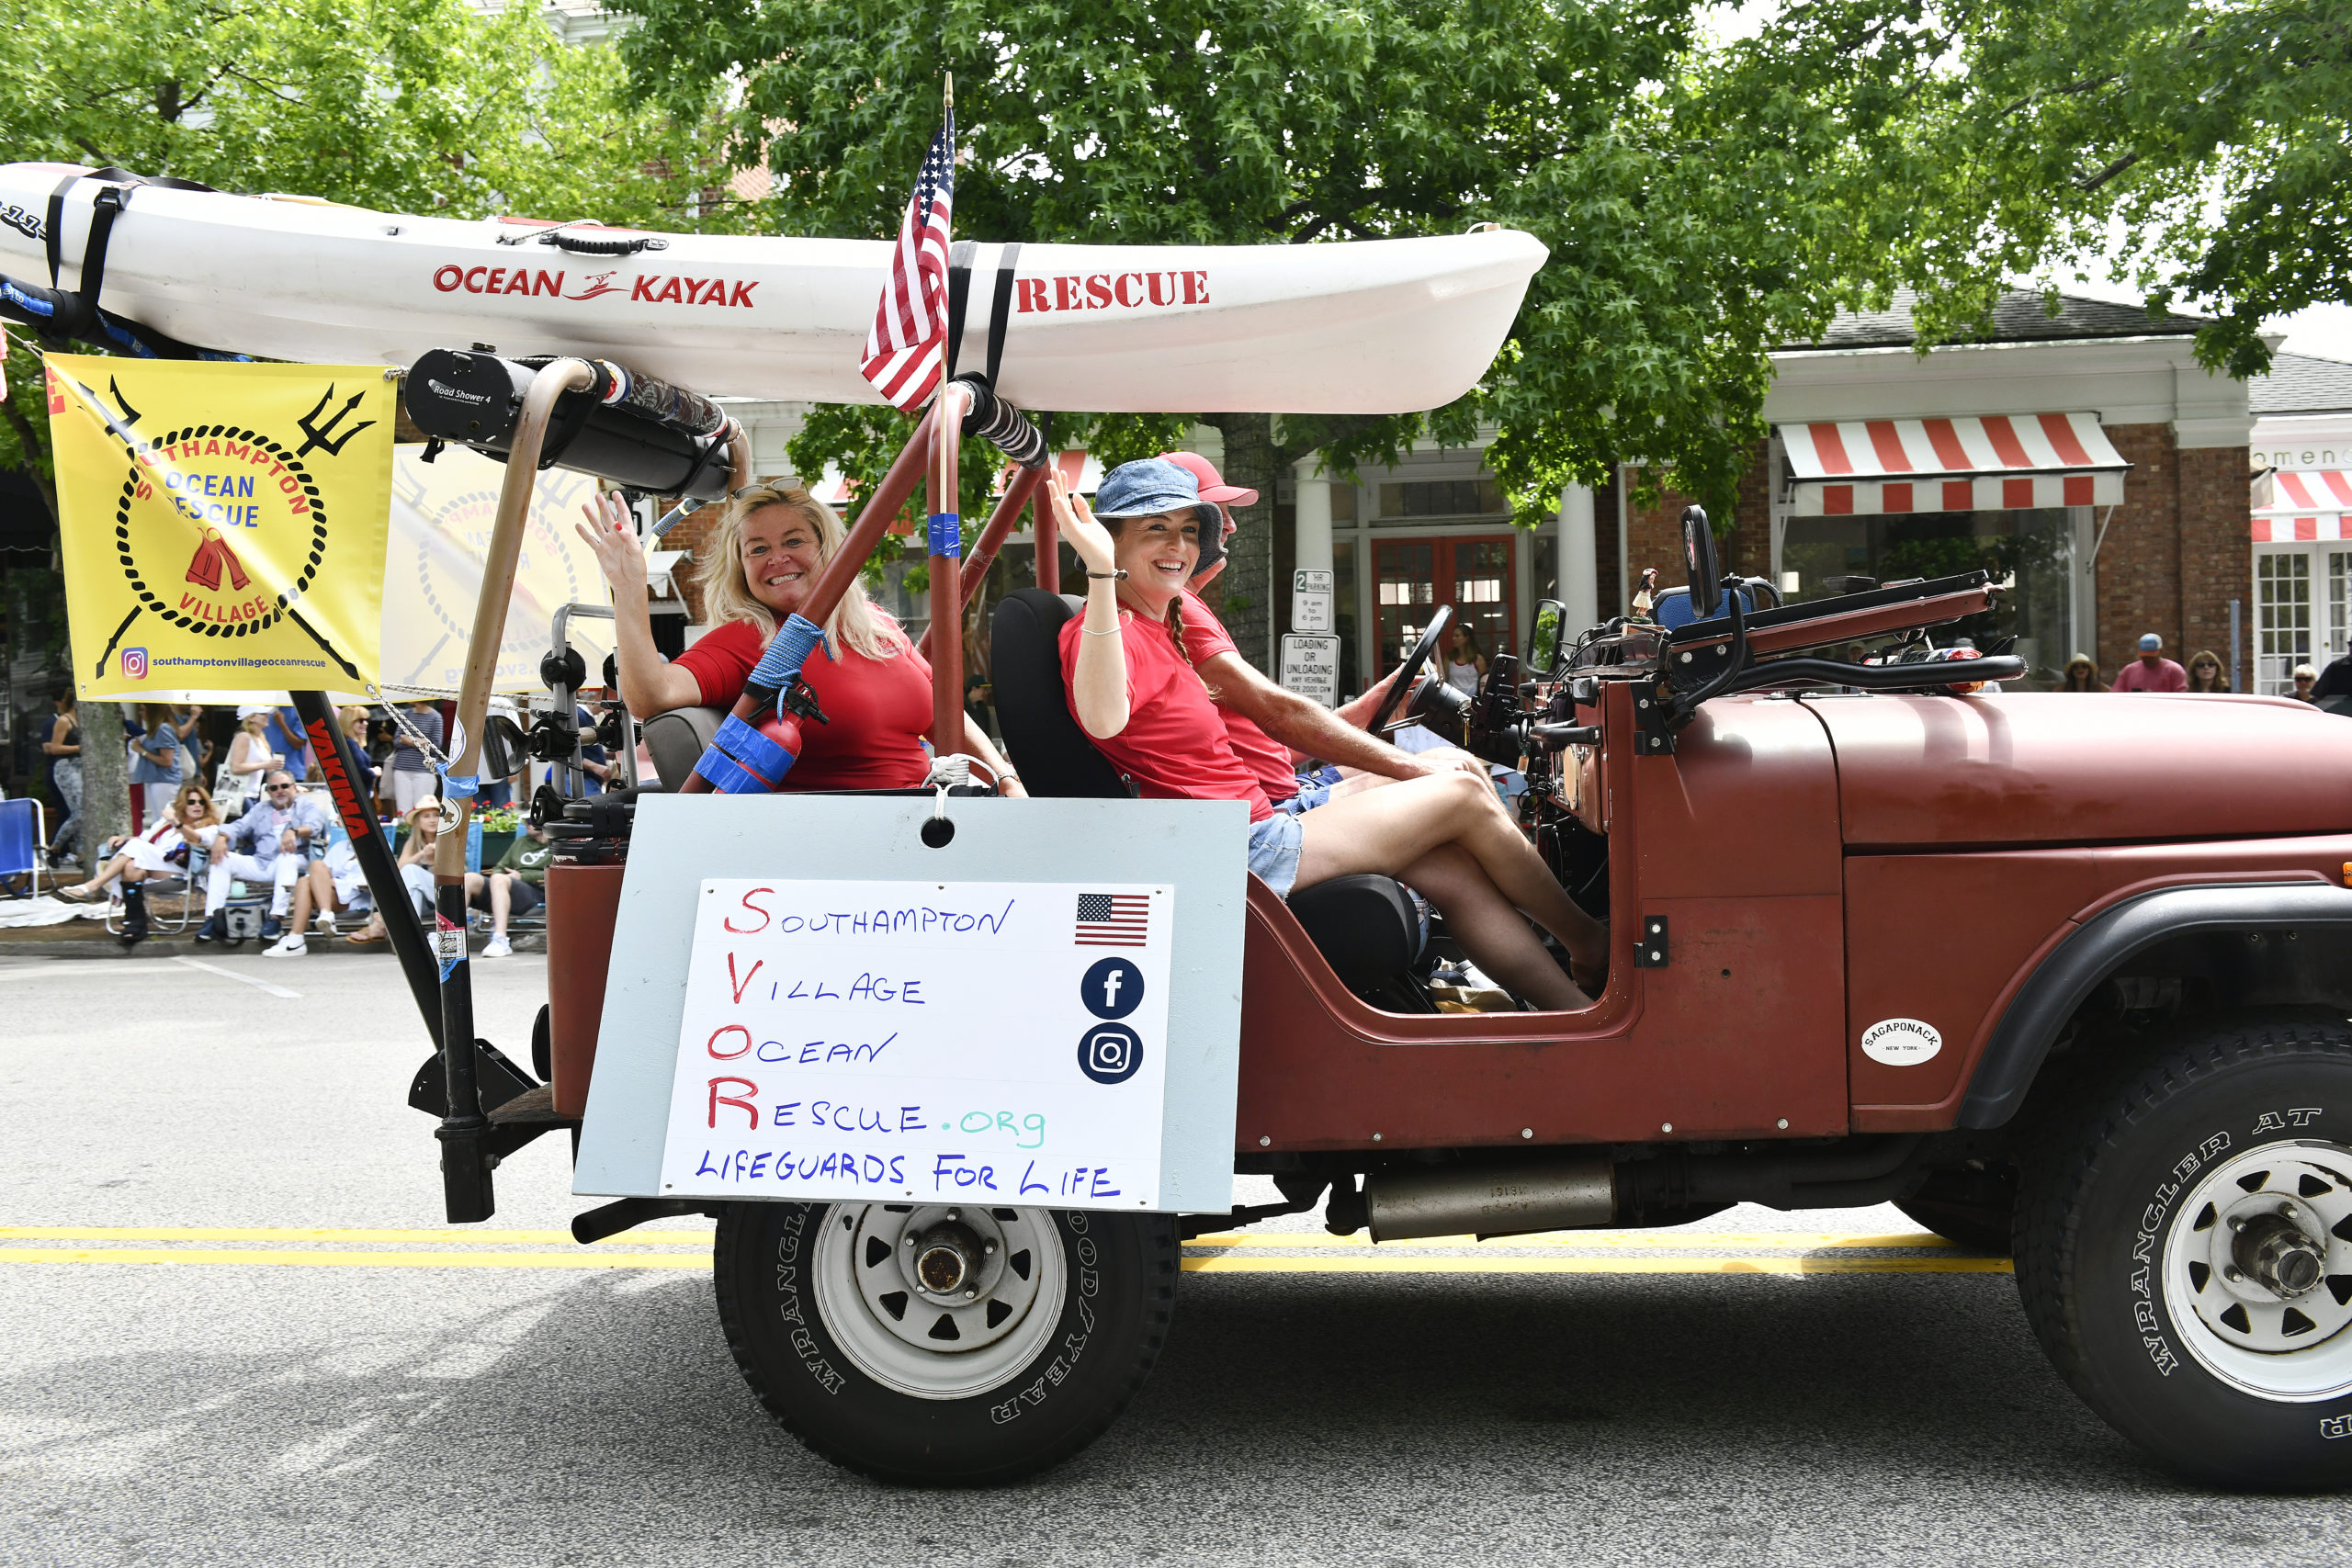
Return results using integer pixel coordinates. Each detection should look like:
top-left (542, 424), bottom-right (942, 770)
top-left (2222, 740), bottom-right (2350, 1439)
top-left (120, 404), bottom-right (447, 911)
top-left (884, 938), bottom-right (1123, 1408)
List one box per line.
top-left (1528, 599), bottom-right (1566, 677)
top-left (1682, 504), bottom-right (1722, 620)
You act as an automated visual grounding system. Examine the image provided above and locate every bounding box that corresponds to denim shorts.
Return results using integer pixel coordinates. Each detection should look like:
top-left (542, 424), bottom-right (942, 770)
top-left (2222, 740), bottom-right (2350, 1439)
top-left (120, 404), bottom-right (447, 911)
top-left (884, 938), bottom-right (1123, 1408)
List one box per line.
top-left (1247, 812), bottom-right (1306, 897)
top-left (1275, 783), bottom-right (1331, 815)
top-left (1275, 765), bottom-right (1342, 816)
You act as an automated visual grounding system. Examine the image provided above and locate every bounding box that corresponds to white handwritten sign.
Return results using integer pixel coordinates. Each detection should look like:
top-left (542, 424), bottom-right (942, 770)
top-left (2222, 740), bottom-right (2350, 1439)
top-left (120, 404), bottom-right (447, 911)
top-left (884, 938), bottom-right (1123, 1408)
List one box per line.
top-left (658, 879), bottom-right (1175, 1209)
top-left (1279, 632), bottom-right (1342, 706)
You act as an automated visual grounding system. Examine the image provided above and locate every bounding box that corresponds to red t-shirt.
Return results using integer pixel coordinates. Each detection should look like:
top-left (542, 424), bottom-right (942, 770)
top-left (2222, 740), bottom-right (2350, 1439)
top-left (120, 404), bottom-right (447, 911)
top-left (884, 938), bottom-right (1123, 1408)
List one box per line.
top-left (670, 616), bottom-right (933, 790)
top-left (1058, 607), bottom-right (1272, 821)
top-left (1177, 591), bottom-right (1297, 804)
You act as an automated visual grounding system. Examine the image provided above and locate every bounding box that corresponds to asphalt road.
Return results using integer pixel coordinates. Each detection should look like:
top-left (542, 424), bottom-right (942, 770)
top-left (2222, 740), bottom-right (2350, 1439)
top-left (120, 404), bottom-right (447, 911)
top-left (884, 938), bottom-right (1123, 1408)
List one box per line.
top-left (1, 952), bottom-right (2342, 1567)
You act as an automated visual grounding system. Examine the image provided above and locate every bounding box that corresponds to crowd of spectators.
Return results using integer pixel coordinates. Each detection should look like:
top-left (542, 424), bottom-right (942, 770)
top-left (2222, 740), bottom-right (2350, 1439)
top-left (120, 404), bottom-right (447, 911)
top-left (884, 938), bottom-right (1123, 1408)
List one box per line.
top-left (16, 696), bottom-right (583, 953)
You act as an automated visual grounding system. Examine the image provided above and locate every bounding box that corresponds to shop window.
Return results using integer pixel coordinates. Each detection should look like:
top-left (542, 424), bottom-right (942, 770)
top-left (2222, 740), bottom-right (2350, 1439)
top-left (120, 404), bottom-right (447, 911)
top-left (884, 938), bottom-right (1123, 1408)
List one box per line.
top-left (1377, 478), bottom-right (1504, 520)
top-left (1330, 483), bottom-right (1356, 522)
top-left (2257, 552), bottom-right (2314, 694)
top-left (2331, 552), bottom-right (2352, 670)
top-left (1780, 508), bottom-right (2076, 687)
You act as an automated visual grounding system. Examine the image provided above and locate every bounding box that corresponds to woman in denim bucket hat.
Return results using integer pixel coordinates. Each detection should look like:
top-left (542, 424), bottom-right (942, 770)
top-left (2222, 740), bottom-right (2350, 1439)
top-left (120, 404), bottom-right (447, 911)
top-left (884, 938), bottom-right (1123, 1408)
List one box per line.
top-left (1049, 459), bottom-right (1605, 1010)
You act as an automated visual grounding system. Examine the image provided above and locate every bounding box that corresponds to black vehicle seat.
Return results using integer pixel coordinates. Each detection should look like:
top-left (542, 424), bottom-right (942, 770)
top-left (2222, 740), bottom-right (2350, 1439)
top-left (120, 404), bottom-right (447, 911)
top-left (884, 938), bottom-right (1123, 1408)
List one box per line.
top-left (642, 705), bottom-right (724, 792)
top-left (989, 590), bottom-right (1130, 799)
top-left (989, 588), bottom-right (1430, 1010)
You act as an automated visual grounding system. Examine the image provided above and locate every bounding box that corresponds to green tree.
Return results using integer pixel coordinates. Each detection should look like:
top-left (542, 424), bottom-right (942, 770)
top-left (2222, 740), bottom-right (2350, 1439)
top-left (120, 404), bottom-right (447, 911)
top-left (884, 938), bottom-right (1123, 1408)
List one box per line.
top-left (611, 0), bottom-right (1913, 661)
top-left (0, 0), bottom-right (729, 855)
top-left (0, 0), bottom-right (741, 525)
top-left (1724, 0), bottom-right (2347, 378)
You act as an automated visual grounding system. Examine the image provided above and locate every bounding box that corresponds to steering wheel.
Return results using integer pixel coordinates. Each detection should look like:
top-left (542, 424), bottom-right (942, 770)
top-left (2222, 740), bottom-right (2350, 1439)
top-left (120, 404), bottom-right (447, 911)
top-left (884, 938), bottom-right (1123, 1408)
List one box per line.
top-left (1367, 604), bottom-right (1454, 734)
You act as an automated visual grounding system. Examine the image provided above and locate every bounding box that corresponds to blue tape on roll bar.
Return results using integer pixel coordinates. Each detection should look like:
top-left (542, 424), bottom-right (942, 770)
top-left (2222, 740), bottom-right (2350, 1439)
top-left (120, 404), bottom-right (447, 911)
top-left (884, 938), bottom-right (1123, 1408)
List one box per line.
top-left (747, 611), bottom-right (830, 692)
top-left (692, 747), bottom-right (767, 795)
top-left (714, 714), bottom-right (796, 786)
top-left (440, 772), bottom-right (480, 802)
top-left (927, 512), bottom-right (962, 558)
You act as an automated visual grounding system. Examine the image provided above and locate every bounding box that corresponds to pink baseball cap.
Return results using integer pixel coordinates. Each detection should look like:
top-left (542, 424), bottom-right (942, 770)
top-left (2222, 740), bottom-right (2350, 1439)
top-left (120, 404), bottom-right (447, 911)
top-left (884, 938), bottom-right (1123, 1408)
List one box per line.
top-left (1159, 450), bottom-right (1258, 508)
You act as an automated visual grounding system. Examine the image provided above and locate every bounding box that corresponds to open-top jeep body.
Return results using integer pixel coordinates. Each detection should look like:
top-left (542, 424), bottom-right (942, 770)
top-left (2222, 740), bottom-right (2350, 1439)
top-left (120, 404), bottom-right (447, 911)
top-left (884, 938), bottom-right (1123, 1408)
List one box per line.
top-left (262, 372), bottom-right (2346, 1495)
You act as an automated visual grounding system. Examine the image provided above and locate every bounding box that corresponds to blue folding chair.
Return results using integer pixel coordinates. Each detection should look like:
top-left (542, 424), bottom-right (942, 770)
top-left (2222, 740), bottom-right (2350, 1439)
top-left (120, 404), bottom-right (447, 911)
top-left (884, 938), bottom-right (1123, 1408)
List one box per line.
top-left (0, 798), bottom-right (45, 899)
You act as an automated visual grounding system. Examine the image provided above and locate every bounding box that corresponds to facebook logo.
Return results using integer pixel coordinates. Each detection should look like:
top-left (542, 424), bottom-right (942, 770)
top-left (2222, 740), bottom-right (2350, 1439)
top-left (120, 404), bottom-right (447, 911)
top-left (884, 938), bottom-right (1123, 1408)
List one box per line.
top-left (1080, 956), bottom-right (1145, 1021)
top-left (1077, 1022), bottom-right (1143, 1086)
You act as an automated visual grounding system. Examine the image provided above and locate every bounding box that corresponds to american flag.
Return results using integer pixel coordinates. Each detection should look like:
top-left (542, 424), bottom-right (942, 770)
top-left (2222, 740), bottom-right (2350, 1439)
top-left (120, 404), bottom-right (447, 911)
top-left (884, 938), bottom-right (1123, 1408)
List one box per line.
top-left (1075, 893), bottom-right (1150, 948)
top-left (858, 107), bottom-right (956, 411)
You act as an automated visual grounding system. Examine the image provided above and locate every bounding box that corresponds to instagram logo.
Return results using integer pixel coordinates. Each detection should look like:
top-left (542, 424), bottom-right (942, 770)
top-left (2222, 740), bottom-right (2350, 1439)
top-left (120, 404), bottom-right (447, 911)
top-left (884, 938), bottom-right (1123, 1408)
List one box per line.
top-left (1077, 1022), bottom-right (1143, 1085)
top-left (119, 647), bottom-right (148, 680)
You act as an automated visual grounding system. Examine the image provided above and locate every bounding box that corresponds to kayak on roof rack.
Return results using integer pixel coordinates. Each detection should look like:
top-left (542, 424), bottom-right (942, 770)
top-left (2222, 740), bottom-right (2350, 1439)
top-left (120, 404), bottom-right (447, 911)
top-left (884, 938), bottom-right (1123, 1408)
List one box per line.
top-left (0, 161), bottom-right (1547, 413)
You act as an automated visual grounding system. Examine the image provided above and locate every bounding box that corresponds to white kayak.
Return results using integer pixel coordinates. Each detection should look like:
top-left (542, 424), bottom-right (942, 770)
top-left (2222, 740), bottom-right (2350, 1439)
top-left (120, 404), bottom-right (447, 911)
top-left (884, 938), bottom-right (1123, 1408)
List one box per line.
top-left (1, 163), bottom-right (1546, 414)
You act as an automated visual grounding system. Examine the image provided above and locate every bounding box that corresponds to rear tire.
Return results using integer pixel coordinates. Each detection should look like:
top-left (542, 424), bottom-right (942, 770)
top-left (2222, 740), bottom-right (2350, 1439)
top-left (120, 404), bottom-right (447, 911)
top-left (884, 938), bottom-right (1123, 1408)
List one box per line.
top-left (714, 1200), bottom-right (1176, 1485)
top-left (2017, 1014), bottom-right (2352, 1491)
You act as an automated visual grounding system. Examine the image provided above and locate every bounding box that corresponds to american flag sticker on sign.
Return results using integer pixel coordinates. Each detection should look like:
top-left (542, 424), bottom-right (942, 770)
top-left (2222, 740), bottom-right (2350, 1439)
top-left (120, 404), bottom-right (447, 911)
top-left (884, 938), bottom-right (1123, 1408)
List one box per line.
top-left (1075, 892), bottom-right (1151, 947)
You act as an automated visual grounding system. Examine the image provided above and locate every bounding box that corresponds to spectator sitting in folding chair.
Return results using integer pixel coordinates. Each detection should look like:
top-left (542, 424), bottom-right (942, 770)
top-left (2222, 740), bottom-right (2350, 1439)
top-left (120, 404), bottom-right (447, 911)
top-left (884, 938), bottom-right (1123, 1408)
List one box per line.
top-left (264, 837), bottom-right (374, 957)
top-left (56, 782), bottom-right (221, 944)
top-left (198, 769), bottom-right (332, 943)
top-left (465, 822), bottom-right (551, 958)
top-left (347, 796), bottom-right (443, 948)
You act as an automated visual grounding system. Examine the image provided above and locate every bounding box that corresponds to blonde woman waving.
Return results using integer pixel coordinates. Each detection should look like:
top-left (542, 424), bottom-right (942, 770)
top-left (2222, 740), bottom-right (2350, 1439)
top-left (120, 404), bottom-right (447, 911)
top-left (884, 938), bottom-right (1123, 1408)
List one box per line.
top-left (578, 484), bottom-right (1021, 795)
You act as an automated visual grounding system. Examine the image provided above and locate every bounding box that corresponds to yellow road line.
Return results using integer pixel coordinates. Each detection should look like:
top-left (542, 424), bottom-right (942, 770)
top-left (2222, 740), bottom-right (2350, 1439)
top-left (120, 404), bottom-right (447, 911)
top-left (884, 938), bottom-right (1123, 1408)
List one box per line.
top-left (0, 1246), bottom-right (2010, 1275)
top-left (0, 1226), bottom-right (713, 1247)
top-left (1182, 1254), bottom-right (2014, 1275)
top-left (0, 1247), bottom-right (707, 1269)
top-left (0, 1226), bottom-right (1964, 1253)
top-left (1184, 1231), bottom-right (1958, 1250)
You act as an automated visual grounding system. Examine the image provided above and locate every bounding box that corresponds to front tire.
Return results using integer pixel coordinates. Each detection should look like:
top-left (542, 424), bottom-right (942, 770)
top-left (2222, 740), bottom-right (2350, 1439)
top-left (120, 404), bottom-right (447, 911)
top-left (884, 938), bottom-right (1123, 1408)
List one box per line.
top-left (714, 1201), bottom-right (1176, 1485)
top-left (2017, 1014), bottom-right (2352, 1491)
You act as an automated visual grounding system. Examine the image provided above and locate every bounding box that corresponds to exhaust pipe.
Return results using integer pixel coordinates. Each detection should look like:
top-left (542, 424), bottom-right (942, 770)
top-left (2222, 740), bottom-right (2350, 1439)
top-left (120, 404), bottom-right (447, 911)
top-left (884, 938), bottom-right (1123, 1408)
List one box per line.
top-left (1365, 1158), bottom-right (1616, 1242)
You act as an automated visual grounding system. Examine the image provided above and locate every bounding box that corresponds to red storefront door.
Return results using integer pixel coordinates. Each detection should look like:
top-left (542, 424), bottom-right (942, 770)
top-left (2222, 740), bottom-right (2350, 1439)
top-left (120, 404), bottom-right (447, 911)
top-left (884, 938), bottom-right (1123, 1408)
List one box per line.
top-left (1373, 536), bottom-right (1516, 671)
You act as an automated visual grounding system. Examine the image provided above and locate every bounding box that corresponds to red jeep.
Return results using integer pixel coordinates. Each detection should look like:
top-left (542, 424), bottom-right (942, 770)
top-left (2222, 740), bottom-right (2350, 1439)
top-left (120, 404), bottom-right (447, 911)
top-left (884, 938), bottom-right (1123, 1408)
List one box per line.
top-left (345, 404), bottom-right (2352, 1495)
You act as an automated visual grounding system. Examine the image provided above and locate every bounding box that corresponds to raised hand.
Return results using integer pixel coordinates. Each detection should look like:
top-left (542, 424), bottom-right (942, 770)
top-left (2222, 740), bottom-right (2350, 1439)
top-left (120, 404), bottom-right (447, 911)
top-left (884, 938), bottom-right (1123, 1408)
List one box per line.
top-left (575, 491), bottom-right (650, 599)
top-left (1047, 472), bottom-right (1117, 577)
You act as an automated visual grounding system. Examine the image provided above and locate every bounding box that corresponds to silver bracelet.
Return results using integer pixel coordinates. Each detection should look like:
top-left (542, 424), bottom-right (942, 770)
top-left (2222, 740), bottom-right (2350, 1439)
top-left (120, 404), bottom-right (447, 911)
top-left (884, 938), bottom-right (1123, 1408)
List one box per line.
top-left (1080, 623), bottom-right (1124, 637)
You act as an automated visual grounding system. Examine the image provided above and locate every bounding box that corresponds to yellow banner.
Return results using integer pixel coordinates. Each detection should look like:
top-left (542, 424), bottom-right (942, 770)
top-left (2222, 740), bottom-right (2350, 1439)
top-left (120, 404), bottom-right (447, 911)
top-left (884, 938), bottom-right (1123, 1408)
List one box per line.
top-left (380, 445), bottom-right (615, 696)
top-left (47, 355), bottom-right (393, 698)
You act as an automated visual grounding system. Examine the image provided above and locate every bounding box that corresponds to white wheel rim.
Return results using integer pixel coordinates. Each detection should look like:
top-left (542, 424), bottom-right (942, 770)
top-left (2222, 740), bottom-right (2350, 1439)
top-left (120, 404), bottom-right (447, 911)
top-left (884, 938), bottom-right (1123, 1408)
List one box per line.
top-left (2162, 1138), bottom-right (2352, 1402)
top-left (810, 1203), bottom-right (1067, 1401)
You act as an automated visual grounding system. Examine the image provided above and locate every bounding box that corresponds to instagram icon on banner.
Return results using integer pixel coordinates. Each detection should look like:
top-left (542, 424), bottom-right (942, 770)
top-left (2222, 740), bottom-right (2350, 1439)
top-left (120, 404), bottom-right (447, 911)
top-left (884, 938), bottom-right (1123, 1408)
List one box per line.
top-left (119, 648), bottom-right (148, 680)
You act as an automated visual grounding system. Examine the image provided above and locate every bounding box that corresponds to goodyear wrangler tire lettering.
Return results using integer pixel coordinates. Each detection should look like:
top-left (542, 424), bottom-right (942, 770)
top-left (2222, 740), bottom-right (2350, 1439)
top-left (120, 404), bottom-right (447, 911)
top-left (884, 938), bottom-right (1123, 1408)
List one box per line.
top-left (2016, 1015), bottom-right (2352, 1490)
top-left (711, 1201), bottom-right (1174, 1483)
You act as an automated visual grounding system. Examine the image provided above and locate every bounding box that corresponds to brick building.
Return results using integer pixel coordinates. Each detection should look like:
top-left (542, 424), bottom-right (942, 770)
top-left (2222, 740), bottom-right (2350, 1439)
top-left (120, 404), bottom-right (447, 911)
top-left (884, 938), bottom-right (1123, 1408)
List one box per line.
top-left (1617, 291), bottom-right (2254, 688)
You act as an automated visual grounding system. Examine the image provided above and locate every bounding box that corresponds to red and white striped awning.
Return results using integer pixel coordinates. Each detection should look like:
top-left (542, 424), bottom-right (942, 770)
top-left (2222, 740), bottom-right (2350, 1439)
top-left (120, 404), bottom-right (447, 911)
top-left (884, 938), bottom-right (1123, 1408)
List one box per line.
top-left (1780, 412), bottom-right (2129, 517)
top-left (2251, 470), bottom-right (2352, 543)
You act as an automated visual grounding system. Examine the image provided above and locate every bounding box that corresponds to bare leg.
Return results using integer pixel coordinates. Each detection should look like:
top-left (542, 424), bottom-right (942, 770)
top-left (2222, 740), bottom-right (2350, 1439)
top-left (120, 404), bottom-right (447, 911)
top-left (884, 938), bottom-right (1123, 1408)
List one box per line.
top-left (1400, 844), bottom-right (1585, 1010)
top-left (1322, 746), bottom-right (1486, 803)
top-left (288, 862), bottom-right (331, 937)
top-left (1294, 772), bottom-right (1602, 964)
top-left (489, 873), bottom-right (513, 937)
top-left (69, 852), bottom-right (135, 897)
